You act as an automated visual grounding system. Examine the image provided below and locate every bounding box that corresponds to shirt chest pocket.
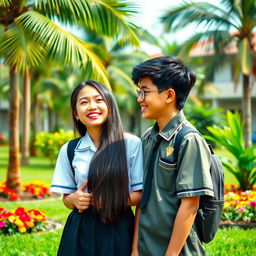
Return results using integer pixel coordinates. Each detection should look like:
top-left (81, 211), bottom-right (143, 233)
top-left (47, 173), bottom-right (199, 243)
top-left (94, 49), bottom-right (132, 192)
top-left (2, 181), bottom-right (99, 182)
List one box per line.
top-left (157, 158), bottom-right (177, 192)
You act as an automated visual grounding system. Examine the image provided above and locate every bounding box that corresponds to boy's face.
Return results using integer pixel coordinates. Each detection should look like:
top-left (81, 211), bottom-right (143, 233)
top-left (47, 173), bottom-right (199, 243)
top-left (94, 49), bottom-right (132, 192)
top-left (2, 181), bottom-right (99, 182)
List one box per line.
top-left (137, 77), bottom-right (168, 121)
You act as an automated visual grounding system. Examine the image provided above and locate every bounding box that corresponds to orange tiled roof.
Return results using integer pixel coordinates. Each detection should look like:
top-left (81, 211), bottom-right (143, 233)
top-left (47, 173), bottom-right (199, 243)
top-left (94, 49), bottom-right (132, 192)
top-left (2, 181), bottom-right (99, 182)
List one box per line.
top-left (189, 32), bottom-right (256, 57)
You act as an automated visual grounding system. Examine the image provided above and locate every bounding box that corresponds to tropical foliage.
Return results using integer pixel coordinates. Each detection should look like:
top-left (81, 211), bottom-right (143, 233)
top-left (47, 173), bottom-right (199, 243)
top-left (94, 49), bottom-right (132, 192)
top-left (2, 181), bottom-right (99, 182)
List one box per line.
top-left (161, 0), bottom-right (256, 147)
top-left (206, 111), bottom-right (256, 190)
top-left (0, 0), bottom-right (140, 193)
top-left (184, 101), bottom-right (223, 142)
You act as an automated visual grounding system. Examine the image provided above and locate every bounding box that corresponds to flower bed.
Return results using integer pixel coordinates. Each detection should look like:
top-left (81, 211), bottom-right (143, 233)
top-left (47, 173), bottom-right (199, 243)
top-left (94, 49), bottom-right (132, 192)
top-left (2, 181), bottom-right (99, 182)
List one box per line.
top-left (0, 181), bottom-right (51, 201)
top-left (22, 181), bottom-right (51, 199)
top-left (222, 184), bottom-right (256, 223)
top-left (0, 207), bottom-right (48, 236)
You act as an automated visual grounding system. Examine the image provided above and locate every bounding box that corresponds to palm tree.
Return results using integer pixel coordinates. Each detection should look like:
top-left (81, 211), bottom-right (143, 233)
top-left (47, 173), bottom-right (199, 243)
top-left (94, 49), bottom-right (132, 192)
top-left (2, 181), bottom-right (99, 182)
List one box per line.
top-left (0, 0), bottom-right (139, 194)
top-left (161, 0), bottom-right (256, 147)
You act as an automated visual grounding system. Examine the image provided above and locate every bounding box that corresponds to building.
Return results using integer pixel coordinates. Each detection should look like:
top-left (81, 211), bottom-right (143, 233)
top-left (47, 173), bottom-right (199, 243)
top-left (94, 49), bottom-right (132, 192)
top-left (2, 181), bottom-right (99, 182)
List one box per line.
top-left (189, 35), bottom-right (256, 141)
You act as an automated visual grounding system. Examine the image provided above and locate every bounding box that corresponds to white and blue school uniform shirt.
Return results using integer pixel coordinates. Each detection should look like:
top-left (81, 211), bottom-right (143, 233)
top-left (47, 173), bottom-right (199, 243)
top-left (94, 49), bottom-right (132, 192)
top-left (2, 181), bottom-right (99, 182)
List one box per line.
top-left (50, 132), bottom-right (143, 194)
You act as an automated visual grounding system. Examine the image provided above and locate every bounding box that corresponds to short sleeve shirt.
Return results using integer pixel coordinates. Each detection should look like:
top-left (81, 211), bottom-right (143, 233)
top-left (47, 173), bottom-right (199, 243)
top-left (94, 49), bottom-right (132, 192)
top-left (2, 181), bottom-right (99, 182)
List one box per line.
top-left (50, 132), bottom-right (143, 194)
top-left (138, 111), bottom-right (213, 256)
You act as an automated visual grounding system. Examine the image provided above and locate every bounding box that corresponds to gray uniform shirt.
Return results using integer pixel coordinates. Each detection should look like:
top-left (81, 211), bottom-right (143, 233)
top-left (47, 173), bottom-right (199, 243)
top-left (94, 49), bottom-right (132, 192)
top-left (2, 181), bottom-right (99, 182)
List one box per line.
top-left (138, 111), bottom-right (213, 256)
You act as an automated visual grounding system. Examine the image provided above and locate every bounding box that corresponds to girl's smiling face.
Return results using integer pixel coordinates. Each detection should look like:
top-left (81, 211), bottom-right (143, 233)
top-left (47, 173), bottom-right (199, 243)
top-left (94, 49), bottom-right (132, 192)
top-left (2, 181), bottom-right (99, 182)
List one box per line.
top-left (75, 85), bottom-right (108, 130)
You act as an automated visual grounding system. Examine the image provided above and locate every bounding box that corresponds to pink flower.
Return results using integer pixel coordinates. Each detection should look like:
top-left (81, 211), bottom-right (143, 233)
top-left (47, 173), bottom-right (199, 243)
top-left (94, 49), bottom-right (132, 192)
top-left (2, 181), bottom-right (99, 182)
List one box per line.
top-left (237, 208), bottom-right (245, 213)
top-left (0, 221), bottom-right (6, 227)
top-left (250, 201), bottom-right (256, 208)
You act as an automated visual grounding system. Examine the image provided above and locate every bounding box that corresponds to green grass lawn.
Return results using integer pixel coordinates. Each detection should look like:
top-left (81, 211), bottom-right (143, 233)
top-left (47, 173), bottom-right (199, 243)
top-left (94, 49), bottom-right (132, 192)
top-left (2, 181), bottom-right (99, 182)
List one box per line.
top-left (1, 146), bottom-right (256, 255)
top-left (0, 146), bottom-right (54, 183)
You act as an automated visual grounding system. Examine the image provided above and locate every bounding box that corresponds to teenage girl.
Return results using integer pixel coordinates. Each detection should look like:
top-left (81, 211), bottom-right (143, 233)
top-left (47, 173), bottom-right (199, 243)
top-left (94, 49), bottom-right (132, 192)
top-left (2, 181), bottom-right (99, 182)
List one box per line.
top-left (50, 80), bottom-right (143, 256)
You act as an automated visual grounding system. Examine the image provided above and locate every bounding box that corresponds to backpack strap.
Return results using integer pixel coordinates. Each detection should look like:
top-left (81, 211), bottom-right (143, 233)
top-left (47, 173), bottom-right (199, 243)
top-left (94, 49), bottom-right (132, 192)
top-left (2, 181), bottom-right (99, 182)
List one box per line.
top-left (67, 137), bottom-right (81, 175)
top-left (174, 126), bottom-right (199, 160)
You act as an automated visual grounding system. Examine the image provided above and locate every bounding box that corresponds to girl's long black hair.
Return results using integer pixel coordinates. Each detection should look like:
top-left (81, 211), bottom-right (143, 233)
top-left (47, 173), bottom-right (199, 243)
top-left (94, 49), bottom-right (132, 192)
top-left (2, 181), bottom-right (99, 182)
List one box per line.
top-left (70, 80), bottom-right (129, 223)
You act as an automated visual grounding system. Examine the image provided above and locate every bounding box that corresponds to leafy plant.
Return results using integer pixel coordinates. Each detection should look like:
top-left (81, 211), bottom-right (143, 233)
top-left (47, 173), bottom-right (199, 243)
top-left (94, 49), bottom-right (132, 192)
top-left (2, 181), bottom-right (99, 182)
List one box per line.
top-left (206, 111), bottom-right (256, 190)
top-left (35, 130), bottom-right (74, 165)
top-left (184, 102), bottom-right (223, 144)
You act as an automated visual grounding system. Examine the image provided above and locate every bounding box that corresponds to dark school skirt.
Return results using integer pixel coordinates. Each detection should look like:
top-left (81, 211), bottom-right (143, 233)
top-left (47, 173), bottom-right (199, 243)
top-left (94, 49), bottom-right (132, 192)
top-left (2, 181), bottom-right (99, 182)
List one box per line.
top-left (57, 207), bottom-right (135, 256)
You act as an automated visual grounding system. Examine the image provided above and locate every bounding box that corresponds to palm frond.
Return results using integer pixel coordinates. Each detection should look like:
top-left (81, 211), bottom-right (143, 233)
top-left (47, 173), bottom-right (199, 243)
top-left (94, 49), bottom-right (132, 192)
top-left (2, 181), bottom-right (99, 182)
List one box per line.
top-left (34, 0), bottom-right (140, 46)
top-left (0, 0), bottom-right (11, 7)
top-left (107, 65), bottom-right (136, 94)
top-left (0, 64), bottom-right (9, 98)
top-left (0, 22), bottom-right (46, 72)
top-left (137, 29), bottom-right (161, 48)
top-left (17, 10), bottom-right (110, 87)
top-left (161, 2), bottom-right (239, 32)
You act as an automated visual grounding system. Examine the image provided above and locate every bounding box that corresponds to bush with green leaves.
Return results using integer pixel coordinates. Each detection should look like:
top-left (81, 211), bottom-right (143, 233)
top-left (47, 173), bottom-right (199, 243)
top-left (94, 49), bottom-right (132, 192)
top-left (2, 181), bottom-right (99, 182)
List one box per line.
top-left (184, 102), bottom-right (223, 144)
top-left (35, 130), bottom-right (74, 165)
top-left (206, 111), bottom-right (256, 190)
top-left (0, 133), bottom-right (7, 145)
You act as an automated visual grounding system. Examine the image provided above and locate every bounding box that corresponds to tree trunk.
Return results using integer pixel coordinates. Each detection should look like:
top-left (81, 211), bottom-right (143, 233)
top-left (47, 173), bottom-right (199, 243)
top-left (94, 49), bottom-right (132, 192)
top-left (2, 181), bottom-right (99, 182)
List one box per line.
top-left (48, 107), bottom-right (53, 132)
top-left (30, 94), bottom-right (39, 156)
top-left (7, 67), bottom-right (22, 194)
top-left (129, 114), bottom-right (136, 133)
top-left (21, 70), bottom-right (31, 165)
top-left (55, 112), bottom-right (59, 131)
top-left (242, 74), bottom-right (252, 148)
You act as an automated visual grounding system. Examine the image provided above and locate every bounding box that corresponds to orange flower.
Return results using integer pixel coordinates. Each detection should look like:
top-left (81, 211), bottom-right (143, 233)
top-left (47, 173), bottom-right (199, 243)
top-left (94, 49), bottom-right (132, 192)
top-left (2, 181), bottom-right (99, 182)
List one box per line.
top-left (25, 221), bottom-right (35, 228)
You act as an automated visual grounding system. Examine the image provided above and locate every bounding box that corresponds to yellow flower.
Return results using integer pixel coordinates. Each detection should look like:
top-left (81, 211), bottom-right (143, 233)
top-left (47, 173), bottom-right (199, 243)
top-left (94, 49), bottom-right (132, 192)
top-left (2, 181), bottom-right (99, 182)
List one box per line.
top-left (8, 215), bottom-right (16, 223)
top-left (34, 188), bottom-right (40, 195)
top-left (36, 215), bottom-right (43, 220)
top-left (15, 219), bottom-right (24, 227)
top-left (19, 226), bottom-right (26, 233)
top-left (48, 140), bottom-right (53, 145)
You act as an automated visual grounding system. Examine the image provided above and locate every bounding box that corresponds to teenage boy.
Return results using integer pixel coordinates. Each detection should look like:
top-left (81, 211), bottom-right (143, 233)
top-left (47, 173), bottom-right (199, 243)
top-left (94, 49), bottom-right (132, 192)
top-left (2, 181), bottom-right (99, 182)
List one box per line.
top-left (131, 56), bottom-right (214, 256)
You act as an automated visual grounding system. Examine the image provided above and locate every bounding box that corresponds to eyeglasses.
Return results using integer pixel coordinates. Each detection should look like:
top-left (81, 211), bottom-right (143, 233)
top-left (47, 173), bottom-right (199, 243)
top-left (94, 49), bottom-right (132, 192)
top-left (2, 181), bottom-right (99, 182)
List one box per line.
top-left (136, 88), bottom-right (166, 100)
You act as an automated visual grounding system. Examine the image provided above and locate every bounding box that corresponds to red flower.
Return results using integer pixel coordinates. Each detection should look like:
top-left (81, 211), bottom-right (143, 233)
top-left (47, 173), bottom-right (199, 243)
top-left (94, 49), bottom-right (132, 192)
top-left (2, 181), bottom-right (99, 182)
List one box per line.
top-left (15, 207), bottom-right (26, 216)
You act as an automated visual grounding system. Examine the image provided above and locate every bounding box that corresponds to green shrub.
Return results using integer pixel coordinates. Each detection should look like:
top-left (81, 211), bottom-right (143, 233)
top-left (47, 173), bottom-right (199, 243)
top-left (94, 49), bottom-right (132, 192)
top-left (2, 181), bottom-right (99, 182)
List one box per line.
top-left (184, 102), bottom-right (223, 144)
top-left (206, 111), bottom-right (256, 190)
top-left (0, 132), bottom-right (7, 145)
top-left (35, 130), bottom-right (74, 165)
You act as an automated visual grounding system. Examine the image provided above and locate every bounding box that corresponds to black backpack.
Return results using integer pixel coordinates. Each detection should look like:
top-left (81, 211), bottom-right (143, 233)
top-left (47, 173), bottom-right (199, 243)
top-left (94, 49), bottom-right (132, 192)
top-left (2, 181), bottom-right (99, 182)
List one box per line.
top-left (174, 126), bottom-right (224, 243)
top-left (67, 137), bottom-right (81, 174)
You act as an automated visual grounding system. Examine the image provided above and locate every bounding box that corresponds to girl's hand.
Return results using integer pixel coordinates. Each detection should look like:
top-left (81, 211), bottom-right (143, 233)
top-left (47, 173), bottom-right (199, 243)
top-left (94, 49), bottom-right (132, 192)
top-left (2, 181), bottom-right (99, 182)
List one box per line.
top-left (73, 181), bottom-right (92, 212)
top-left (130, 249), bottom-right (139, 256)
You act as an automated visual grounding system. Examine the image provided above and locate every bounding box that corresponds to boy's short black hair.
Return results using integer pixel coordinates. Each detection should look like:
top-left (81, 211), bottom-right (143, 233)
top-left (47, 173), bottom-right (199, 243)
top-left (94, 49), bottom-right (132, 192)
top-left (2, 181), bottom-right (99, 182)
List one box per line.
top-left (131, 56), bottom-right (196, 110)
